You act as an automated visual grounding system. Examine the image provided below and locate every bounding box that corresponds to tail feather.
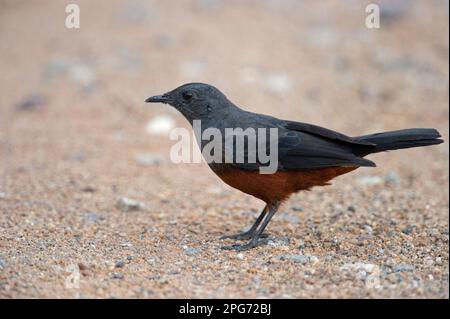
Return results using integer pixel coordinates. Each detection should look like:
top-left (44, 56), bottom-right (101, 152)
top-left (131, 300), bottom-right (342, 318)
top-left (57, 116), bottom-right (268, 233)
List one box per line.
top-left (353, 128), bottom-right (443, 157)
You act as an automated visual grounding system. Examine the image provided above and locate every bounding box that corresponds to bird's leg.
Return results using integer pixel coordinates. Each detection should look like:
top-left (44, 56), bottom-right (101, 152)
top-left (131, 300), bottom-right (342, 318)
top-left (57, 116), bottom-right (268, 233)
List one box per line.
top-left (222, 202), bottom-right (279, 251)
top-left (220, 205), bottom-right (269, 240)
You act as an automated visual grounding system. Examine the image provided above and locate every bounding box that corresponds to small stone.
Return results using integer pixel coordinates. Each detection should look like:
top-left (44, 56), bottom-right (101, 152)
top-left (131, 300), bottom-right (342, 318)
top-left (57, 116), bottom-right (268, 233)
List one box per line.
top-left (236, 253), bottom-right (244, 260)
top-left (364, 225), bottom-right (373, 234)
top-left (424, 257), bottom-right (434, 267)
top-left (68, 63), bottom-right (97, 93)
top-left (147, 257), bottom-right (157, 265)
top-left (184, 247), bottom-right (201, 256)
top-left (134, 153), bottom-right (163, 166)
top-left (279, 254), bottom-right (318, 264)
top-left (347, 205), bottom-right (356, 212)
top-left (393, 264), bottom-right (415, 273)
top-left (298, 240), bottom-right (306, 250)
top-left (402, 225), bottom-right (416, 235)
top-left (0, 192), bottom-right (5, 199)
top-left (291, 205), bottom-right (303, 212)
top-left (115, 260), bottom-right (125, 268)
top-left (0, 256), bottom-right (6, 269)
top-left (117, 197), bottom-right (145, 212)
top-left (385, 171), bottom-right (401, 186)
top-left (78, 263), bottom-right (88, 271)
top-left (112, 272), bottom-right (124, 279)
top-left (145, 115), bottom-right (176, 136)
top-left (267, 236), bottom-right (290, 247)
top-left (81, 186), bottom-right (96, 192)
top-left (16, 93), bottom-right (46, 111)
top-left (265, 73), bottom-right (290, 93)
top-left (340, 263), bottom-right (379, 279)
top-left (84, 212), bottom-right (104, 224)
top-left (358, 176), bottom-right (383, 186)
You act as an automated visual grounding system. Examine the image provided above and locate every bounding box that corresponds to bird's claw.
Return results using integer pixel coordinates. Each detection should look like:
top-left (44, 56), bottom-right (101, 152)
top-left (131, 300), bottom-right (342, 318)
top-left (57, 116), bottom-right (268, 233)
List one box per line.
top-left (220, 232), bottom-right (269, 241)
top-left (221, 239), bottom-right (267, 251)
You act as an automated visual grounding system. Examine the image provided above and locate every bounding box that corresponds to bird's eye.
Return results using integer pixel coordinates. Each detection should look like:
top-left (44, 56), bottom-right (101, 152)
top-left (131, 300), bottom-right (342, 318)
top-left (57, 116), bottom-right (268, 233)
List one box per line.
top-left (182, 91), bottom-right (193, 101)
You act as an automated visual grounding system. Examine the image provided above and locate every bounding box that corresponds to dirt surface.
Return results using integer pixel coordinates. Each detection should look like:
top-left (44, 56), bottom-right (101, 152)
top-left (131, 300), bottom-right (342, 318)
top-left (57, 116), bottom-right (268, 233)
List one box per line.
top-left (0, 0), bottom-right (449, 298)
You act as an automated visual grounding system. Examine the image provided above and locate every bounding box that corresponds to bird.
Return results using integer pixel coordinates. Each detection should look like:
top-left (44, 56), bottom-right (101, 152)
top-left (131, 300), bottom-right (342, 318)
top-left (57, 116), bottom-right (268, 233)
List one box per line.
top-left (145, 83), bottom-right (443, 251)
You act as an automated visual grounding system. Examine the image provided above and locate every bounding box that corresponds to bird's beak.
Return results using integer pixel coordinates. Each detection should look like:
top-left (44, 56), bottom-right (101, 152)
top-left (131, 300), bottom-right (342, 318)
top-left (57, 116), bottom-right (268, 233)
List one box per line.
top-left (145, 94), bottom-right (169, 103)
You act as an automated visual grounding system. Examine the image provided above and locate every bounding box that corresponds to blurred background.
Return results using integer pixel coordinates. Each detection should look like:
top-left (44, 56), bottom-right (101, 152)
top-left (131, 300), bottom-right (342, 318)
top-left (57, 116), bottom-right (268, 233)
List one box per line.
top-left (0, 0), bottom-right (448, 298)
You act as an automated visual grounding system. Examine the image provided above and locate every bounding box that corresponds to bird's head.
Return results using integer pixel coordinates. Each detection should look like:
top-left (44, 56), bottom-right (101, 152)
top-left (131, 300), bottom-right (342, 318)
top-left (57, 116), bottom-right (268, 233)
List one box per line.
top-left (145, 83), bottom-right (230, 122)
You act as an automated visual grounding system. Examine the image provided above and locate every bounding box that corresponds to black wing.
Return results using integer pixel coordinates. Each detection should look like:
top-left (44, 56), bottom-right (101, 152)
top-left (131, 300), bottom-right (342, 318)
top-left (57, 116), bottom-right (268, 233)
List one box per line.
top-left (283, 121), bottom-right (375, 146)
top-left (224, 118), bottom-right (376, 171)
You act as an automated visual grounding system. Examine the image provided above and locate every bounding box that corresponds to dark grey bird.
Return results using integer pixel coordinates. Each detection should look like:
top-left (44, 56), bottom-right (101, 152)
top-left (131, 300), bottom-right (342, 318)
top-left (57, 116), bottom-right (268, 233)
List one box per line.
top-left (146, 83), bottom-right (443, 251)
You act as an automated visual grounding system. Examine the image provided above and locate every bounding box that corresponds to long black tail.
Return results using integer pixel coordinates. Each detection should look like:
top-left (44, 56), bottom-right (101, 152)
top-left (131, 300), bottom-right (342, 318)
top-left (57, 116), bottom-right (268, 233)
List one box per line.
top-left (353, 128), bottom-right (443, 157)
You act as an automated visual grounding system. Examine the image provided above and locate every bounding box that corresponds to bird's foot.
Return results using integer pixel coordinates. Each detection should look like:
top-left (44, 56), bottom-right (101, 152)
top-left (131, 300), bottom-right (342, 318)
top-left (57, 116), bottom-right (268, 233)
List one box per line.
top-left (221, 238), bottom-right (267, 251)
top-left (220, 232), bottom-right (269, 241)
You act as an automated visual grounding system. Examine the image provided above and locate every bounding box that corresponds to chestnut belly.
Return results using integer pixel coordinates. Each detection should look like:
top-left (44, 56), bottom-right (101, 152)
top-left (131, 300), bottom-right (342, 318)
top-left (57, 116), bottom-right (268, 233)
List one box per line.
top-left (209, 164), bottom-right (357, 204)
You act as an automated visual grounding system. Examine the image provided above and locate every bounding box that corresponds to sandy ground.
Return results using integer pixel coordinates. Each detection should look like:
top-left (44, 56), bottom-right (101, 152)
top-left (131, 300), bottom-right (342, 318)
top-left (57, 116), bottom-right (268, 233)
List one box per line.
top-left (0, 0), bottom-right (449, 298)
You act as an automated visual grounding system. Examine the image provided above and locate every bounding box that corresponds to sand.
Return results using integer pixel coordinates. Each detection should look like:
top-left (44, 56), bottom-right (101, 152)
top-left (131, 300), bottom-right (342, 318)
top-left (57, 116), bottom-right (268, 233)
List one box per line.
top-left (0, 0), bottom-right (448, 298)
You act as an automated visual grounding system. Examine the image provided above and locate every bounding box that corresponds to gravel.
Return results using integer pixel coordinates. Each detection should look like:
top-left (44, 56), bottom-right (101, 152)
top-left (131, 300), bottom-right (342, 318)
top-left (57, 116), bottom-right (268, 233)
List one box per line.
top-left (116, 197), bottom-right (145, 212)
top-left (184, 247), bottom-right (201, 256)
top-left (279, 254), bottom-right (319, 264)
top-left (0, 1), bottom-right (447, 299)
top-left (393, 264), bottom-right (416, 273)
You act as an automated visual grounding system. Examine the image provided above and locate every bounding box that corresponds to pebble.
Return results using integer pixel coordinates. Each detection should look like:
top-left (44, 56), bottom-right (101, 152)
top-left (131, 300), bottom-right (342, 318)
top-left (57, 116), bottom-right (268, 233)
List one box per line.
top-left (0, 192), bottom-right (5, 199)
top-left (134, 153), bottom-right (163, 166)
top-left (84, 212), bottom-right (104, 224)
top-left (145, 115), bottom-right (176, 136)
top-left (184, 247), bottom-right (201, 256)
top-left (112, 272), bottom-right (124, 279)
top-left (147, 257), bottom-right (157, 266)
top-left (402, 225), bottom-right (416, 235)
top-left (267, 236), bottom-right (290, 247)
top-left (340, 262), bottom-right (379, 274)
top-left (115, 260), bottom-right (125, 268)
top-left (78, 263), bottom-right (88, 271)
top-left (0, 256), bottom-right (6, 269)
top-left (279, 254), bottom-right (318, 264)
top-left (16, 94), bottom-right (46, 111)
top-left (264, 73), bottom-right (290, 93)
top-left (358, 175), bottom-right (383, 186)
top-left (236, 253), bottom-right (244, 260)
top-left (81, 186), bottom-right (96, 193)
top-left (379, 0), bottom-right (410, 24)
top-left (45, 58), bottom-right (98, 93)
top-left (68, 63), bottom-right (97, 93)
top-left (291, 205), bottom-right (303, 212)
top-left (384, 171), bottom-right (401, 186)
top-left (424, 257), bottom-right (434, 267)
top-left (117, 197), bottom-right (145, 212)
top-left (393, 264), bottom-right (415, 273)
